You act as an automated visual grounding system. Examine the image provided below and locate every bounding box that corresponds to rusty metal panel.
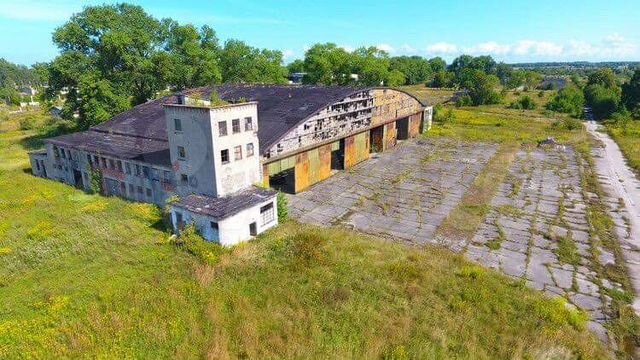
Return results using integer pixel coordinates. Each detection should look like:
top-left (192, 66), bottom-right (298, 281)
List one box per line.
top-left (294, 151), bottom-right (310, 192)
top-left (319, 144), bottom-right (332, 181)
top-left (371, 126), bottom-right (384, 152)
top-left (371, 89), bottom-right (423, 126)
top-left (344, 135), bottom-right (356, 169)
top-left (385, 122), bottom-right (397, 149)
top-left (308, 148), bottom-right (320, 184)
top-left (409, 113), bottom-right (421, 138)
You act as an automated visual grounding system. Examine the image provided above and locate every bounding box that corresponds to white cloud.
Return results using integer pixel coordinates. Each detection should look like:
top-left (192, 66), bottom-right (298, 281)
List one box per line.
top-left (465, 41), bottom-right (511, 55)
top-left (426, 42), bottom-right (458, 54)
top-left (376, 43), bottom-right (395, 53)
top-left (282, 49), bottom-right (295, 60)
top-left (338, 44), bottom-right (355, 52)
top-left (399, 44), bottom-right (417, 54)
top-left (512, 40), bottom-right (563, 57)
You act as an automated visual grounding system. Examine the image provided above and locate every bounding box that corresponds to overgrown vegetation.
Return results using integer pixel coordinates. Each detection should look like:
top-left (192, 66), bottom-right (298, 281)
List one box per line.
top-left (606, 118), bottom-right (640, 174)
top-left (0, 108), bottom-right (608, 358)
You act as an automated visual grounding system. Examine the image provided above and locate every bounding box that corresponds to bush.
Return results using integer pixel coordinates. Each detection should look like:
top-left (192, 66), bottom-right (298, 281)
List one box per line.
top-left (547, 87), bottom-right (584, 118)
top-left (433, 104), bottom-right (455, 124)
top-left (171, 225), bottom-right (226, 266)
top-left (89, 169), bottom-right (103, 194)
top-left (277, 191), bottom-right (288, 223)
top-left (509, 95), bottom-right (536, 110)
top-left (552, 118), bottom-right (583, 131)
top-left (18, 115), bottom-right (39, 130)
top-left (584, 84), bottom-right (621, 119)
top-left (455, 95), bottom-right (472, 107)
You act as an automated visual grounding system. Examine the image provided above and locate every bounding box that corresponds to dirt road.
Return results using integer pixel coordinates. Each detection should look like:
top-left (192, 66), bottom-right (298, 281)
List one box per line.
top-left (587, 120), bottom-right (640, 315)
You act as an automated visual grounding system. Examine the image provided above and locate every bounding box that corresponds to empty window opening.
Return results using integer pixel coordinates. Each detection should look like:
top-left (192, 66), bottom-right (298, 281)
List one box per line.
top-left (246, 143), bottom-right (254, 157)
top-left (178, 146), bottom-right (186, 159)
top-left (245, 117), bottom-right (253, 131)
top-left (234, 145), bottom-right (242, 161)
top-left (174, 118), bottom-right (182, 132)
top-left (221, 149), bottom-right (230, 164)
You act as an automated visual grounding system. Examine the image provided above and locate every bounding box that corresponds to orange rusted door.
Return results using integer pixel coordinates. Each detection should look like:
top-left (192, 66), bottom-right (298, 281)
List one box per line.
top-left (294, 152), bottom-right (310, 192)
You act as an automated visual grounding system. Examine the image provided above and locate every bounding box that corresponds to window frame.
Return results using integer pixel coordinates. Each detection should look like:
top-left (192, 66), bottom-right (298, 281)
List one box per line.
top-left (232, 119), bottom-right (241, 134)
top-left (246, 143), bottom-right (254, 157)
top-left (260, 202), bottom-right (275, 225)
top-left (174, 118), bottom-right (182, 132)
top-left (177, 146), bottom-right (186, 159)
top-left (234, 145), bottom-right (242, 161)
top-left (244, 117), bottom-right (253, 131)
top-left (221, 149), bottom-right (230, 164)
top-left (218, 121), bottom-right (228, 137)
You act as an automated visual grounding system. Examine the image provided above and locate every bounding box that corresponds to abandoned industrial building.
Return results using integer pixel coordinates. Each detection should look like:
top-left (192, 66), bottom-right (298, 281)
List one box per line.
top-left (29, 84), bottom-right (432, 245)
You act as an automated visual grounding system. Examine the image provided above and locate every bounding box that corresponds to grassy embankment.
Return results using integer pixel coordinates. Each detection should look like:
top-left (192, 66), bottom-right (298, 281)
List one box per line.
top-left (0, 110), bottom-right (609, 358)
top-left (606, 121), bottom-right (640, 175)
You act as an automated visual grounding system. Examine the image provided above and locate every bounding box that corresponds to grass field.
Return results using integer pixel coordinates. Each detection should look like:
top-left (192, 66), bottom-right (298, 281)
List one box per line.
top-left (0, 111), bottom-right (611, 358)
top-left (606, 121), bottom-right (640, 175)
top-left (399, 85), bottom-right (456, 105)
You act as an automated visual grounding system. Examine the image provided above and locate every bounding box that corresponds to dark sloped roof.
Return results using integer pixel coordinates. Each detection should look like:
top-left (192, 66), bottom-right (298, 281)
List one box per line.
top-left (173, 187), bottom-right (277, 220)
top-left (48, 130), bottom-right (172, 167)
top-left (47, 85), bottom-right (422, 163)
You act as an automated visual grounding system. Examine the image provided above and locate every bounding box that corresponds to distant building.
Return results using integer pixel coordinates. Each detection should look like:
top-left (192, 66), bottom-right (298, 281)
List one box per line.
top-left (29, 85), bottom-right (432, 245)
top-left (288, 72), bottom-right (306, 84)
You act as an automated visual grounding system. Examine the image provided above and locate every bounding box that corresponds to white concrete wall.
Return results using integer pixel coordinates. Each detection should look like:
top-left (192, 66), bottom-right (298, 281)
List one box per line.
top-left (209, 103), bottom-right (261, 197)
top-left (165, 102), bottom-right (261, 198)
top-left (171, 196), bottom-right (278, 246)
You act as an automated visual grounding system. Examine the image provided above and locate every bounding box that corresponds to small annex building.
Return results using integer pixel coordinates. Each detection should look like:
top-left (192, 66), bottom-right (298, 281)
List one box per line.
top-left (29, 85), bottom-right (431, 245)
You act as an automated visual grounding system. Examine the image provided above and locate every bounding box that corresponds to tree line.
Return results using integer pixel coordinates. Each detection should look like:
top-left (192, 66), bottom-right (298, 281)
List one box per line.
top-left (546, 68), bottom-right (640, 121)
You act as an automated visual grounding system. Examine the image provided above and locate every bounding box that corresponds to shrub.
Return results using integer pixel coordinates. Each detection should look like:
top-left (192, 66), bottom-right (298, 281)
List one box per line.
top-left (547, 87), bottom-right (584, 118)
top-left (433, 104), bottom-right (455, 124)
top-left (509, 95), bottom-right (536, 110)
top-left (455, 95), bottom-right (472, 107)
top-left (552, 118), bottom-right (583, 131)
top-left (18, 115), bottom-right (39, 130)
top-left (277, 191), bottom-right (288, 223)
top-left (584, 84), bottom-right (621, 119)
top-left (89, 169), bottom-right (103, 194)
top-left (171, 225), bottom-right (226, 266)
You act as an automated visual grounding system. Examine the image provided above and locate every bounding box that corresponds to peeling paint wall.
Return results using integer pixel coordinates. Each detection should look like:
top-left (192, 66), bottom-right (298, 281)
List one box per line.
top-left (344, 132), bottom-right (370, 169)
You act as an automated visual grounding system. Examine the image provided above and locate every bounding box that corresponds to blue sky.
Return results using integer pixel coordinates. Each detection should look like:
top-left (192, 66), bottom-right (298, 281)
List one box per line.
top-left (0, 0), bottom-right (638, 66)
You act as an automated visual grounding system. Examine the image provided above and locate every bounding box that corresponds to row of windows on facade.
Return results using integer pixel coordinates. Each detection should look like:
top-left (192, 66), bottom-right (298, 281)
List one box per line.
top-left (178, 143), bottom-right (254, 163)
top-left (173, 117), bottom-right (254, 136)
top-left (54, 145), bottom-right (172, 184)
top-left (174, 202), bottom-right (275, 235)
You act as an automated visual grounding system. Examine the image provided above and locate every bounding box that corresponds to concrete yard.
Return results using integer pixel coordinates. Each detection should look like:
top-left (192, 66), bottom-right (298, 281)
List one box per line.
top-left (288, 138), bottom-right (497, 244)
top-left (289, 137), bottom-right (637, 343)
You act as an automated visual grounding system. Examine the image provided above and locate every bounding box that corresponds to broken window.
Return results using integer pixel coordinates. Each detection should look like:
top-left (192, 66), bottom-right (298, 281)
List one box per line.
top-left (260, 202), bottom-right (275, 225)
top-left (218, 121), bottom-right (227, 136)
top-left (67, 150), bottom-right (72, 159)
top-left (53, 146), bottom-right (60, 158)
top-left (177, 146), bottom-right (186, 159)
top-left (142, 166), bottom-right (150, 179)
top-left (117, 160), bottom-right (123, 173)
top-left (163, 171), bottom-right (172, 184)
top-left (60, 148), bottom-right (66, 159)
top-left (232, 119), bottom-right (241, 134)
top-left (86, 154), bottom-right (92, 164)
top-left (101, 158), bottom-right (107, 168)
top-left (146, 188), bottom-right (152, 198)
top-left (180, 174), bottom-right (188, 184)
top-left (135, 164), bottom-right (141, 176)
top-left (125, 162), bottom-right (131, 175)
top-left (221, 149), bottom-right (229, 164)
top-left (174, 118), bottom-right (182, 132)
top-left (246, 143), bottom-right (254, 157)
top-left (210, 221), bottom-right (218, 230)
top-left (234, 145), bottom-right (242, 160)
top-left (244, 117), bottom-right (253, 131)
top-left (137, 186), bottom-right (143, 194)
top-left (109, 159), bottom-right (115, 169)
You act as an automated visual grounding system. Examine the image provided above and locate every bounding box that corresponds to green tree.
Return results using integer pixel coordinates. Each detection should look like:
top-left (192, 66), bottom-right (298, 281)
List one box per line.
top-left (389, 56), bottom-right (432, 85)
top-left (583, 68), bottom-right (621, 119)
top-left (462, 70), bottom-right (501, 106)
top-left (219, 40), bottom-right (287, 84)
top-left (287, 59), bottom-right (305, 74)
top-left (431, 71), bottom-right (454, 88)
top-left (164, 22), bottom-right (222, 89)
top-left (46, 4), bottom-right (167, 127)
top-left (546, 87), bottom-right (585, 117)
top-left (302, 43), bottom-right (352, 85)
top-left (428, 57), bottom-right (447, 73)
top-left (622, 69), bottom-right (640, 117)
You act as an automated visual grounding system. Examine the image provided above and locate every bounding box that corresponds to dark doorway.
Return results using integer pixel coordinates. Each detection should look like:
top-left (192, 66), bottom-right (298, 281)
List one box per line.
top-left (396, 117), bottom-right (409, 140)
top-left (269, 168), bottom-right (295, 194)
top-left (249, 222), bottom-right (257, 236)
top-left (331, 139), bottom-right (345, 170)
top-left (369, 126), bottom-right (384, 153)
top-left (73, 170), bottom-right (83, 189)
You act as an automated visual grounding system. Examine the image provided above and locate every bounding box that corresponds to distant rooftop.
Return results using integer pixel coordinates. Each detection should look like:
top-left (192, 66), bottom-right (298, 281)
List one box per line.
top-left (173, 186), bottom-right (277, 220)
